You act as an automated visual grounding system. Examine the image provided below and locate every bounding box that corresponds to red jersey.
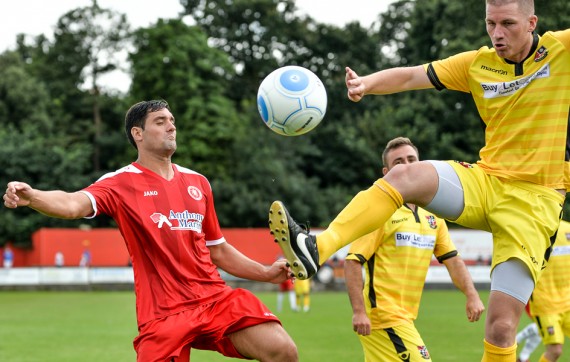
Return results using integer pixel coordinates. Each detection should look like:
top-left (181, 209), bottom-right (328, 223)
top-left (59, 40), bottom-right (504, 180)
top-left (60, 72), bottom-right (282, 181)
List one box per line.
top-left (81, 162), bottom-right (231, 327)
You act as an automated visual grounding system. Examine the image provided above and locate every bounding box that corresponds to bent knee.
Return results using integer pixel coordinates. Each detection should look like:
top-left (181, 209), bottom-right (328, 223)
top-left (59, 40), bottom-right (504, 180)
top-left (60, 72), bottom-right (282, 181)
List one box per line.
top-left (384, 162), bottom-right (417, 183)
top-left (266, 327), bottom-right (298, 361)
top-left (486, 318), bottom-right (518, 346)
top-left (282, 341), bottom-right (299, 361)
top-left (269, 337), bottom-right (298, 362)
top-left (384, 161), bottom-right (439, 205)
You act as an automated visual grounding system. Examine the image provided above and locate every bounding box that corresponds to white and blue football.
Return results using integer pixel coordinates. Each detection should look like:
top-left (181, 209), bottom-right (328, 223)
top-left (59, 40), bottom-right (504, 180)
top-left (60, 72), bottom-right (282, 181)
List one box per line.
top-left (257, 66), bottom-right (327, 136)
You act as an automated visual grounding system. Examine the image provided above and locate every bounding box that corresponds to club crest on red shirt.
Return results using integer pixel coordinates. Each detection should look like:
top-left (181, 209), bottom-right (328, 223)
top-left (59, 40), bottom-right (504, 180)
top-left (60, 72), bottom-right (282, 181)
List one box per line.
top-left (187, 186), bottom-right (203, 200)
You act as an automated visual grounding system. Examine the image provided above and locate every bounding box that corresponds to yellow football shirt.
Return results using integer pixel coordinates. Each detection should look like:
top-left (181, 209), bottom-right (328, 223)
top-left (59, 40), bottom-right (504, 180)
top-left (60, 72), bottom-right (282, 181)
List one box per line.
top-left (425, 29), bottom-right (570, 190)
top-left (346, 205), bottom-right (457, 329)
top-left (529, 219), bottom-right (570, 315)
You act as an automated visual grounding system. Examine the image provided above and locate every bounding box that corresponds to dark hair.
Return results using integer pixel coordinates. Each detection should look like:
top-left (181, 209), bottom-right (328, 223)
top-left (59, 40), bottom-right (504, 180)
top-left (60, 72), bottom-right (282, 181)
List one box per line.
top-left (125, 100), bottom-right (170, 149)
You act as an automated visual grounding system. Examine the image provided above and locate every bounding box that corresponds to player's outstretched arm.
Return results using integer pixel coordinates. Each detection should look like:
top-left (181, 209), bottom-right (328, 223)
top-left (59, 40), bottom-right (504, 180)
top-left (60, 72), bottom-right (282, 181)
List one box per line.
top-left (345, 259), bottom-right (371, 336)
top-left (443, 256), bottom-right (485, 322)
top-left (209, 242), bottom-right (291, 284)
top-left (345, 65), bottom-right (433, 102)
top-left (3, 181), bottom-right (93, 219)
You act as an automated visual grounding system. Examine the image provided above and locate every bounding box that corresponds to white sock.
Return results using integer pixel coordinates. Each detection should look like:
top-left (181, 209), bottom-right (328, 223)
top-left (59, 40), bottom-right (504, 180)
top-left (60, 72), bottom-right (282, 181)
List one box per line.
top-left (289, 291), bottom-right (296, 310)
top-left (277, 293), bottom-right (284, 312)
top-left (517, 323), bottom-right (541, 361)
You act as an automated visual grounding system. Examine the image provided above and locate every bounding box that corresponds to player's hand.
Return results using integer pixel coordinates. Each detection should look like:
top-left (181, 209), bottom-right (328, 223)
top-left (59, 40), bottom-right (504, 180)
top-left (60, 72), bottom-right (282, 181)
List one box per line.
top-left (345, 66), bottom-right (365, 102)
top-left (352, 311), bottom-right (371, 336)
top-left (3, 181), bottom-right (33, 209)
top-left (466, 296), bottom-right (485, 322)
top-left (266, 259), bottom-right (294, 284)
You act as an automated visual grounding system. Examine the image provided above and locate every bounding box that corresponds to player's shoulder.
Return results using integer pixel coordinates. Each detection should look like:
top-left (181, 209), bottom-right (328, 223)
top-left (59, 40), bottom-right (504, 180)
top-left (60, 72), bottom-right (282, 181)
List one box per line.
top-left (542, 28), bottom-right (570, 49)
top-left (174, 164), bottom-right (205, 177)
top-left (174, 164), bottom-right (212, 187)
top-left (430, 49), bottom-right (487, 73)
top-left (174, 164), bottom-right (208, 181)
top-left (442, 49), bottom-right (485, 62)
top-left (95, 164), bottom-right (143, 183)
top-left (467, 45), bottom-right (501, 63)
top-left (542, 28), bottom-right (570, 38)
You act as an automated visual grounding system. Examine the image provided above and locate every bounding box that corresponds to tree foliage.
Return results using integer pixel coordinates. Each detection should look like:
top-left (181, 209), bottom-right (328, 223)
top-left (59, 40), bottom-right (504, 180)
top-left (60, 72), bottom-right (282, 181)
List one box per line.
top-left (0, 52), bottom-right (94, 245)
top-left (129, 19), bottom-right (244, 180)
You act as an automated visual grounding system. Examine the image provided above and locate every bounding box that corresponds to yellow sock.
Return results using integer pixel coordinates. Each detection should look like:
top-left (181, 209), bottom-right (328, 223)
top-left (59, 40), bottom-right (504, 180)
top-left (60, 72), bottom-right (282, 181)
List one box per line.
top-left (481, 339), bottom-right (516, 362)
top-left (539, 353), bottom-right (551, 362)
top-left (317, 178), bottom-right (403, 262)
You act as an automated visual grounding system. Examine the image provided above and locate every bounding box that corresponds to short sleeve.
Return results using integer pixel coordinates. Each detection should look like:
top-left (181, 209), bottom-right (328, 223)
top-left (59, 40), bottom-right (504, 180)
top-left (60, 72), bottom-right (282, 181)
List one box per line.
top-left (433, 219), bottom-right (458, 260)
top-left (425, 50), bottom-right (477, 93)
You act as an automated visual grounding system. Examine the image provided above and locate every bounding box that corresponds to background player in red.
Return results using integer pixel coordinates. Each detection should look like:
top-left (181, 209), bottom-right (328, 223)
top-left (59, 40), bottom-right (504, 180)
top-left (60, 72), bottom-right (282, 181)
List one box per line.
top-left (276, 256), bottom-right (296, 312)
top-left (3, 100), bottom-right (298, 361)
top-left (277, 279), bottom-right (296, 312)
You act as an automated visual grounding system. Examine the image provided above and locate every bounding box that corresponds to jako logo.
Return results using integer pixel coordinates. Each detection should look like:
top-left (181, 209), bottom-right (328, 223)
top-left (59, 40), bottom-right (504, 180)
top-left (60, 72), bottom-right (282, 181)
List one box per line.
top-left (144, 191), bottom-right (158, 196)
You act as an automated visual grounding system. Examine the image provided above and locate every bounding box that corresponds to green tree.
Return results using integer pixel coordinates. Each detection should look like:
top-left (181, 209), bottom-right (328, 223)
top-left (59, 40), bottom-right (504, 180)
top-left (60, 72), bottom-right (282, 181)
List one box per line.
top-left (16, 0), bottom-right (130, 174)
top-left (51, 0), bottom-right (130, 173)
top-left (356, 0), bottom-right (486, 164)
top-left (0, 1), bottom-right (131, 244)
top-left (127, 18), bottom-right (327, 226)
top-left (129, 19), bottom-right (244, 180)
top-left (0, 52), bottom-right (93, 246)
top-left (179, 0), bottom-right (392, 225)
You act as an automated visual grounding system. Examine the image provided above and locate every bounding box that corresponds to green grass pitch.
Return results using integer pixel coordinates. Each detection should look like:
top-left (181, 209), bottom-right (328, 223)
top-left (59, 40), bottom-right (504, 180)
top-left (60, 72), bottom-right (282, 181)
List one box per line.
top-left (0, 289), bottom-right (564, 361)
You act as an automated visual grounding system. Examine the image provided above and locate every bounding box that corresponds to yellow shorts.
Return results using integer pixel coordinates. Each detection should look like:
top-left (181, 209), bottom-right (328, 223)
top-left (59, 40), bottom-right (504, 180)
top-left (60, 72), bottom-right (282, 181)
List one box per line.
top-left (294, 278), bottom-right (310, 294)
top-left (533, 311), bottom-right (570, 345)
top-left (448, 161), bottom-right (563, 283)
top-left (358, 322), bottom-right (431, 362)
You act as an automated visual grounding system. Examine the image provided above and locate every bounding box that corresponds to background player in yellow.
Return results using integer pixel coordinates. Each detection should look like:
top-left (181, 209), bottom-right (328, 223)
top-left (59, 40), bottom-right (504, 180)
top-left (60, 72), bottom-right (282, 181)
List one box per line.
top-left (267, 1), bottom-right (570, 361)
top-left (345, 137), bottom-right (485, 361)
top-left (528, 219), bottom-right (570, 362)
top-left (293, 278), bottom-right (311, 312)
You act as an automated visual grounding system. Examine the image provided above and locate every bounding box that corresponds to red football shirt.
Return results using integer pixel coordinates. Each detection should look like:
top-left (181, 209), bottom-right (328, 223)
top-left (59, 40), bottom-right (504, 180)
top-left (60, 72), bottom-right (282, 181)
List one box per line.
top-left (81, 162), bottom-right (231, 327)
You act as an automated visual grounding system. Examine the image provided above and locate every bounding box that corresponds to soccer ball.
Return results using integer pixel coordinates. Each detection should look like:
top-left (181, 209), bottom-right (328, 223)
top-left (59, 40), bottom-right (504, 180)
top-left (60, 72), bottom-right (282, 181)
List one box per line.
top-left (257, 66), bottom-right (327, 136)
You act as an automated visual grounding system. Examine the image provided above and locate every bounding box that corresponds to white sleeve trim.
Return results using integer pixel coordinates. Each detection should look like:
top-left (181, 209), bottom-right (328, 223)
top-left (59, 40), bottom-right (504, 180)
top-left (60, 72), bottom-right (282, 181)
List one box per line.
top-left (206, 237), bottom-right (226, 246)
top-left (79, 191), bottom-right (98, 219)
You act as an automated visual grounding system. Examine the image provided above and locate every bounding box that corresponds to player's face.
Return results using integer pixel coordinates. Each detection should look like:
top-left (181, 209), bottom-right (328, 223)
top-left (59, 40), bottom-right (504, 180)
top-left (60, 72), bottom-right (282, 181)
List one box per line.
top-left (485, 2), bottom-right (537, 63)
top-left (140, 108), bottom-right (177, 155)
top-left (383, 145), bottom-right (418, 175)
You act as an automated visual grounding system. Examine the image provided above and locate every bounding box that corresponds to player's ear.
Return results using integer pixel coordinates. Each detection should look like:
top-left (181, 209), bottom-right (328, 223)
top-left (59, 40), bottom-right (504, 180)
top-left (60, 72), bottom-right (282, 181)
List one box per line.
top-left (131, 126), bottom-right (143, 143)
top-left (528, 15), bottom-right (538, 32)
